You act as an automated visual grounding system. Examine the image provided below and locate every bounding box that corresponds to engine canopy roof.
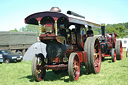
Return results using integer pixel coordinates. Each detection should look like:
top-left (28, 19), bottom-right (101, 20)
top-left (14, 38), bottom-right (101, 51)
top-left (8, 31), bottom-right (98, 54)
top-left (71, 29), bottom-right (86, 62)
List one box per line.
top-left (25, 11), bottom-right (100, 28)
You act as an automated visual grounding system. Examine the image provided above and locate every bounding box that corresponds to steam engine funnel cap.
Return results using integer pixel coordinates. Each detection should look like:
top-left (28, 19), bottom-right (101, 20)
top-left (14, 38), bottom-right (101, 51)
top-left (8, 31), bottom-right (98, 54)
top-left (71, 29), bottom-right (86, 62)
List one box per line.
top-left (50, 7), bottom-right (61, 12)
top-left (101, 23), bottom-right (105, 26)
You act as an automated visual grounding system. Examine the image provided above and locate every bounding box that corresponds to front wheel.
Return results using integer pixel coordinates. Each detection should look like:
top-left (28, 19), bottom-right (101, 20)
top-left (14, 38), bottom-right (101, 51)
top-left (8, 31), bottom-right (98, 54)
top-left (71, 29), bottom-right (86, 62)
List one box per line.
top-left (68, 53), bottom-right (80, 81)
top-left (111, 48), bottom-right (116, 62)
top-left (32, 54), bottom-right (46, 82)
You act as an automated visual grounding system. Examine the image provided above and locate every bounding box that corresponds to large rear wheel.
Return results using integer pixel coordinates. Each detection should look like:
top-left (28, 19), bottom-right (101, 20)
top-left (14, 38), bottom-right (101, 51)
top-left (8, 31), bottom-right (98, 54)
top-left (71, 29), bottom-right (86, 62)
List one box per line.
top-left (115, 40), bottom-right (123, 60)
top-left (32, 54), bottom-right (46, 82)
top-left (84, 38), bottom-right (92, 73)
top-left (68, 53), bottom-right (80, 81)
top-left (84, 37), bottom-right (101, 74)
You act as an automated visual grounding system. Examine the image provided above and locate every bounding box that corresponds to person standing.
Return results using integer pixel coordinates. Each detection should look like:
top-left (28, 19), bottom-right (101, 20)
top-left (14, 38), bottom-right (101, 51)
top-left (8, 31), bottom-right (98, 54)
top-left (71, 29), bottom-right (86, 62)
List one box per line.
top-left (86, 26), bottom-right (93, 37)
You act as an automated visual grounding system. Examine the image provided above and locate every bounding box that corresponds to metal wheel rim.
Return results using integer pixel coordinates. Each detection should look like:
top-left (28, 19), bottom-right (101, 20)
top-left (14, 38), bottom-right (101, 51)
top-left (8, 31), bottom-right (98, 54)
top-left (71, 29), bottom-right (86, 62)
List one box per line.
top-left (32, 56), bottom-right (46, 81)
top-left (93, 40), bottom-right (101, 73)
top-left (36, 57), bottom-right (43, 81)
top-left (73, 56), bottom-right (80, 81)
top-left (68, 53), bottom-right (80, 81)
top-left (114, 50), bottom-right (116, 62)
top-left (36, 57), bottom-right (46, 81)
top-left (111, 49), bottom-right (116, 62)
top-left (120, 42), bottom-right (123, 59)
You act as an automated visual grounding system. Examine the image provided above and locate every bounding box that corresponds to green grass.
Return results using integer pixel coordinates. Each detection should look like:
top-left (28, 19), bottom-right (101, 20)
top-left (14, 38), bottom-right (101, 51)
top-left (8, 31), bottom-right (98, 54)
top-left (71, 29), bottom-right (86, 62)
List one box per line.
top-left (0, 49), bottom-right (128, 85)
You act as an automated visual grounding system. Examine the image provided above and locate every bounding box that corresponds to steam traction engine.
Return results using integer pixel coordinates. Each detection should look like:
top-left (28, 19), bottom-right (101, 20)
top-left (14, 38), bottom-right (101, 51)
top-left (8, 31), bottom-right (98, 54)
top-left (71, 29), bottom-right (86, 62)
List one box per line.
top-left (100, 24), bottom-right (123, 62)
top-left (25, 7), bottom-right (102, 81)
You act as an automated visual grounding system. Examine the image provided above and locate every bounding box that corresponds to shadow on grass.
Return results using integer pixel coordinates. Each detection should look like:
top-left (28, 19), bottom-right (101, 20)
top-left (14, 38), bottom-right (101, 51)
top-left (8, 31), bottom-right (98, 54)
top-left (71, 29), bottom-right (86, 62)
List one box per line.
top-left (19, 67), bottom-right (87, 82)
top-left (102, 57), bottom-right (112, 63)
top-left (19, 70), bottom-right (69, 82)
top-left (19, 75), bottom-right (34, 82)
top-left (121, 65), bottom-right (128, 68)
top-left (45, 70), bottom-right (69, 82)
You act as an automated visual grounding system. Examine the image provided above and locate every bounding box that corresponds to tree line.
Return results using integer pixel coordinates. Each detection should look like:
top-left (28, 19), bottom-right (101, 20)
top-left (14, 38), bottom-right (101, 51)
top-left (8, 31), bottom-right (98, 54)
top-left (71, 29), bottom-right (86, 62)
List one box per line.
top-left (10, 25), bottom-right (40, 36)
top-left (93, 22), bottom-right (128, 38)
top-left (10, 22), bottom-right (128, 38)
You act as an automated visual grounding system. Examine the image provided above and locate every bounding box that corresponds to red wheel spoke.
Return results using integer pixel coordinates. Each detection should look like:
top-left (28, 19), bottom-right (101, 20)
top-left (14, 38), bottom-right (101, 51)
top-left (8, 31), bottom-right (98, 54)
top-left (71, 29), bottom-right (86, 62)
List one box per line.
top-left (36, 69), bottom-right (41, 74)
top-left (94, 53), bottom-right (99, 60)
top-left (94, 59), bottom-right (99, 67)
top-left (94, 44), bottom-right (98, 48)
top-left (39, 77), bottom-right (42, 81)
top-left (37, 64), bottom-right (42, 70)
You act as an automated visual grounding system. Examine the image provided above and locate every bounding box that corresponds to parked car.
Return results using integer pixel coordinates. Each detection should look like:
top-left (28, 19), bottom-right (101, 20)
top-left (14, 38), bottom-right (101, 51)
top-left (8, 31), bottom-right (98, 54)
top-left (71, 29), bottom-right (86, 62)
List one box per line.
top-left (0, 50), bottom-right (23, 63)
top-left (0, 54), bottom-right (3, 64)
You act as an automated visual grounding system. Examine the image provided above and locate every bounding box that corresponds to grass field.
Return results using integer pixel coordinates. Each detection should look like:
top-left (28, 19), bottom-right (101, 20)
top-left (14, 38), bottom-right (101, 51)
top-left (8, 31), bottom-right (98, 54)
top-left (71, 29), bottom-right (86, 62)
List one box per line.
top-left (0, 49), bottom-right (128, 85)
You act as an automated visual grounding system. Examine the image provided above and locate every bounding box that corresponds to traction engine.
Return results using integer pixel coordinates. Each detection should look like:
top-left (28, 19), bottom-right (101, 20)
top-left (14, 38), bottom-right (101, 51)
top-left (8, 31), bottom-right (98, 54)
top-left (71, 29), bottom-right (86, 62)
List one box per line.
top-left (25, 7), bottom-right (102, 82)
top-left (99, 24), bottom-right (123, 62)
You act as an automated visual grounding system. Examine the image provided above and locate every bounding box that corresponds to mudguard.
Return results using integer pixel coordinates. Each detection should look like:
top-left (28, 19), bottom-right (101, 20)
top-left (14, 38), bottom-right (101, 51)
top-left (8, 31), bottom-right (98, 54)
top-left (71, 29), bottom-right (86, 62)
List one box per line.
top-left (23, 42), bottom-right (47, 61)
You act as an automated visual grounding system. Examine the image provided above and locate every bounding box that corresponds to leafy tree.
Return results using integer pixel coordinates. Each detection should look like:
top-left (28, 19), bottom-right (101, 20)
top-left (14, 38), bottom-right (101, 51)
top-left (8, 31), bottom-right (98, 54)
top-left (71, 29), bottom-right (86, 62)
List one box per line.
top-left (124, 22), bottom-right (128, 29)
top-left (105, 23), bottom-right (126, 38)
top-left (93, 27), bottom-right (101, 35)
top-left (20, 24), bottom-right (40, 36)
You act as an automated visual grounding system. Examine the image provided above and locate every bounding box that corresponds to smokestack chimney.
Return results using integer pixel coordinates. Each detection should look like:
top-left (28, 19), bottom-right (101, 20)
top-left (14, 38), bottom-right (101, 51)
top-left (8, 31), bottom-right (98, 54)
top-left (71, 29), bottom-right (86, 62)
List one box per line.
top-left (101, 23), bottom-right (105, 37)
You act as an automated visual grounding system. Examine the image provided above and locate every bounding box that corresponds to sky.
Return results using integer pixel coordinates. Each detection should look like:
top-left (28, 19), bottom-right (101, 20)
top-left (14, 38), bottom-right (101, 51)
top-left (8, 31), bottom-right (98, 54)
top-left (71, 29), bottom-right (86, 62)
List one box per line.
top-left (0, 0), bottom-right (128, 31)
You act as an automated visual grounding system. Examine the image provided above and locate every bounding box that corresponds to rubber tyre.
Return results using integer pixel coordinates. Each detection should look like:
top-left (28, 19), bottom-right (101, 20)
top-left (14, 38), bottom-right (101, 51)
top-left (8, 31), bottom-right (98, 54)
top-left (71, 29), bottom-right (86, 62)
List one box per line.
top-left (84, 37), bottom-right (92, 74)
top-left (111, 48), bottom-right (116, 62)
top-left (90, 37), bottom-right (101, 74)
top-left (68, 53), bottom-right (80, 81)
top-left (32, 55), bottom-right (46, 82)
top-left (84, 37), bottom-right (101, 74)
top-left (115, 40), bottom-right (123, 60)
